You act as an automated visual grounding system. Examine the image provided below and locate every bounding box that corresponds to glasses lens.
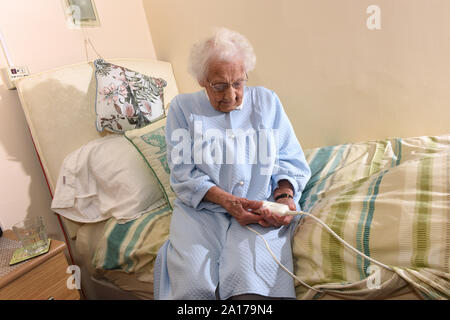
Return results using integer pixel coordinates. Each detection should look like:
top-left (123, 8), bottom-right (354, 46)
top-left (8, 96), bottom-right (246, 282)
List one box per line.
top-left (212, 83), bottom-right (228, 92)
top-left (209, 77), bottom-right (247, 92)
top-left (232, 80), bottom-right (246, 89)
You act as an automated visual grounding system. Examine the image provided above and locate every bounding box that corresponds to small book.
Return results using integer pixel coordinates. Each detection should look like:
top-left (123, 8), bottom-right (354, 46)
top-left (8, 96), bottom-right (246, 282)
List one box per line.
top-left (9, 239), bottom-right (52, 266)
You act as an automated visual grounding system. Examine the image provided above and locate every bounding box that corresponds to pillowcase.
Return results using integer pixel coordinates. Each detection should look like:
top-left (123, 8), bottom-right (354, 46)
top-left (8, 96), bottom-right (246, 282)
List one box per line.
top-left (94, 59), bottom-right (167, 133)
top-left (124, 116), bottom-right (176, 209)
top-left (51, 135), bottom-right (166, 224)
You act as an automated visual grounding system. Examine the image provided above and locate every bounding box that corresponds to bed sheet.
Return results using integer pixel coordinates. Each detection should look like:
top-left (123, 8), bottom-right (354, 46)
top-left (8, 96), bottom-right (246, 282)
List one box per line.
top-left (75, 219), bottom-right (155, 299)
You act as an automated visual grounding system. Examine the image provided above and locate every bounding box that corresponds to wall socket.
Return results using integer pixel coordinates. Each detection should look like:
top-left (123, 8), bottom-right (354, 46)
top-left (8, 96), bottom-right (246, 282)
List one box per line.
top-left (1, 66), bottom-right (29, 90)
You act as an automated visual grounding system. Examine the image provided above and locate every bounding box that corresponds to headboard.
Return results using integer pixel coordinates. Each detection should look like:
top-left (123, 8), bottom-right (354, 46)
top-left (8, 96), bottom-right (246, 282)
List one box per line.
top-left (15, 58), bottom-right (179, 240)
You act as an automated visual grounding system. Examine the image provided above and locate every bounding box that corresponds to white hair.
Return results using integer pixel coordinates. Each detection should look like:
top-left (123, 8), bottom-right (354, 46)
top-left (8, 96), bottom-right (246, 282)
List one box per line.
top-left (188, 27), bottom-right (256, 82)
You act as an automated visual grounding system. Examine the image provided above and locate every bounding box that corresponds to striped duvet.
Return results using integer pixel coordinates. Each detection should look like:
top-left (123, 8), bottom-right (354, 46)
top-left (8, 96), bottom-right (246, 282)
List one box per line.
top-left (92, 134), bottom-right (449, 300)
top-left (294, 135), bottom-right (449, 299)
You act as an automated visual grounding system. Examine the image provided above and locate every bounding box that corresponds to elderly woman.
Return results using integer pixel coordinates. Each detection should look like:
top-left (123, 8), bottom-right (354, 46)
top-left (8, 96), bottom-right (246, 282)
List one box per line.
top-left (154, 28), bottom-right (311, 300)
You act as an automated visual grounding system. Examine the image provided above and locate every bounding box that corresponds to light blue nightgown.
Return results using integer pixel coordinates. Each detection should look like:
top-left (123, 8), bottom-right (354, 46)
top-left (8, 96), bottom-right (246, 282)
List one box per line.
top-left (153, 86), bottom-right (311, 300)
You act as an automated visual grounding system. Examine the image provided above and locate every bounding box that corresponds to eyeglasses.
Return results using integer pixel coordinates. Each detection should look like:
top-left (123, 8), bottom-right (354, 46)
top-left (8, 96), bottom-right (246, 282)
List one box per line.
top-left (207, 74), bottom-right (248, 93)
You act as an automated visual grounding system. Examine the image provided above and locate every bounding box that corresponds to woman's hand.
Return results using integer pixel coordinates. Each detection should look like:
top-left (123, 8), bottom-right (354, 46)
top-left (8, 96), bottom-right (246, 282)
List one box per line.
top-left (204, 185), bottom-right (294, 228)
top-left (222, 197), bottom-right (264, 226)
top-left (204, 186), bottom-right (263, 226)
top-left (257, 180), bottom-right (296, 227)
top-left (257, 196), bottom-right (295, 227)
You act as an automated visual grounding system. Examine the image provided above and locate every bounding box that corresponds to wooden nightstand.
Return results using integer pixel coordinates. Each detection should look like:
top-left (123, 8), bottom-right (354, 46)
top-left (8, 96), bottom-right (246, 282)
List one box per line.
top-left (0, 230), bottom-right (80, 300)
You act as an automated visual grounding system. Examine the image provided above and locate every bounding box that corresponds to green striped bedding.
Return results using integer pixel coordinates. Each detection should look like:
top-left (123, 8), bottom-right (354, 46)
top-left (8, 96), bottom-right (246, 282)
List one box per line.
top-left (92, 204), bottom-right (171, 276)
top-left (294, 135), bottom-right (449, 299)
top-left (92, 134), bottom-right (449, 300)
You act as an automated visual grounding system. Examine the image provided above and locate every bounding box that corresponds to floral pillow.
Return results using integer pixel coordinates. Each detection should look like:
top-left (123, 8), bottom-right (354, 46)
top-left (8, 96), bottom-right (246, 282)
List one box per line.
top-left (93, 59), bottom-right (167, 133)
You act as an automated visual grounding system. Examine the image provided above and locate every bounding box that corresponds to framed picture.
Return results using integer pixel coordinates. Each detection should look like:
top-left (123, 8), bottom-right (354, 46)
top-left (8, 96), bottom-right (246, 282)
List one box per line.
top-left (63, 0), bottom-right (100, 28)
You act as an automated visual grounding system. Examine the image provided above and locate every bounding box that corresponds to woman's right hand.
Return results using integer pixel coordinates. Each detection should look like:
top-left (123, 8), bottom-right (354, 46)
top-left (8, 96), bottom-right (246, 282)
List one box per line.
top-left (222, 196), bottom-right (264, 226)
top-left (224, 197), bottom-right (291, 228)
top-left (204, 186), bottom-right (278, 226)
top-left (204, 186), bottom-right (263, 225)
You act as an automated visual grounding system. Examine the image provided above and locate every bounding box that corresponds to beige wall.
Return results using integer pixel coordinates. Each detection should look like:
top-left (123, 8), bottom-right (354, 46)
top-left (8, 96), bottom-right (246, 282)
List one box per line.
top-left (0, 0), bottom-right (156, 240)
top-left (1, 0), bottom-right (449, 240)
top-left (143, 0), bottom-right (450, 149)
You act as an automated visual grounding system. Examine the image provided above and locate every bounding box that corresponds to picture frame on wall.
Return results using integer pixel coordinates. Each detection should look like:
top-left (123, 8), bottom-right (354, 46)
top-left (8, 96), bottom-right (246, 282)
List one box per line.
top-left (63, 0), bottom-right (100, 28)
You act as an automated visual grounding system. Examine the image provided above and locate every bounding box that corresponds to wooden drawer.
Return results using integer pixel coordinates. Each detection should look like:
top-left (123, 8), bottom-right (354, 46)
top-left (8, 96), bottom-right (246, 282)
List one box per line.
top-left (0, 251), bottom-right (80, 300)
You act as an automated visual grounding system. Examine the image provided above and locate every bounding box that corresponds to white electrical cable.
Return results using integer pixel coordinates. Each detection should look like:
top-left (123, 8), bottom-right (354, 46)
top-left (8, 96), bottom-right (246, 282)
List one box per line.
top-left (246, 225), bottom-right (322, 293)
top-left (290, 210), bottom-right (393, 271)
top-left (246, 201), bottom-right (394, 293)
top-left (82, 28), bottom-right (103, 62)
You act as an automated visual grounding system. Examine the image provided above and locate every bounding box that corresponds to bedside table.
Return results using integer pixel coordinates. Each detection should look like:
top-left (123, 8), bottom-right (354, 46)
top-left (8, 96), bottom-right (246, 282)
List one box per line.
top-left (0, 230), bottom-right (81, 300)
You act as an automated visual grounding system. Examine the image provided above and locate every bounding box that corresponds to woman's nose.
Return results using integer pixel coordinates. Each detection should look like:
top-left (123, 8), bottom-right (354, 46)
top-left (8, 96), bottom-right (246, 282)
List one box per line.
top-left (223, 85), bottom-right (237, 101)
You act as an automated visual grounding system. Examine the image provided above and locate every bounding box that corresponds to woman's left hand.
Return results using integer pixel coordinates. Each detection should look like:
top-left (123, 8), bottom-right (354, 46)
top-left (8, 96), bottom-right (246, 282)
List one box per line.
top-left (258, 197), bottom-right (295, 228)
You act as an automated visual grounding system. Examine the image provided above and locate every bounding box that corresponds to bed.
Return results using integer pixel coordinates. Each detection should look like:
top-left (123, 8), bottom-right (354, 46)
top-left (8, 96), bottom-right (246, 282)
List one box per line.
top-left (15, 59), bottom-right (449, 300)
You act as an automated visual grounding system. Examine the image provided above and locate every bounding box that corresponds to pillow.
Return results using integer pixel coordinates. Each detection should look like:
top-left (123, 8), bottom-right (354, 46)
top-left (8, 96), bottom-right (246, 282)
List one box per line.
top-left (93, 59), bottom-right (167, 133)
top-left (124, 116), bottom-right (176, 209)
top-left (51, 135), bottom-right (166, 224)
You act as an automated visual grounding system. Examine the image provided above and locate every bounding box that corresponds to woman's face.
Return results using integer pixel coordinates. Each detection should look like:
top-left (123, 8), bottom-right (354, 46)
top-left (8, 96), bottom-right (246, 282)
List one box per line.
top-left (200, 59), bottom-right (246, 113)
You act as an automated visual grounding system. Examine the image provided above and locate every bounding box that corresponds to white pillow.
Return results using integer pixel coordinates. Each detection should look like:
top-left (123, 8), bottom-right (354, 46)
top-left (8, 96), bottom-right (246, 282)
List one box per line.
top-left (51, 135), bottom-right (165, 224)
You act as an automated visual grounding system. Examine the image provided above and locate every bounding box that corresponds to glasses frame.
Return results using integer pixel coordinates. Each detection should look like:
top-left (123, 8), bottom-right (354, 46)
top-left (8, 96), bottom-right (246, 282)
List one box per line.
top-left (206, 73), bottom-right (248, 93)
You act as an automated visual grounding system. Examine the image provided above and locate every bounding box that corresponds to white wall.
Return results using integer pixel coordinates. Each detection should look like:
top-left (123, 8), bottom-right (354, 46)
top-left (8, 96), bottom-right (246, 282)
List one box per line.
top-left (0, 0), bottom-right (156, 243)
top-left (143, 0), bottom-right (450, 149)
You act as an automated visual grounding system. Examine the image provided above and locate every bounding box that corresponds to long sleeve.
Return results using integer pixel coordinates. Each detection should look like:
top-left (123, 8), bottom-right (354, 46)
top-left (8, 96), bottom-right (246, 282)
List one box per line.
top-left (165, 96), bottom-right (216, 209)
top-left (269, 91), bottom-right (311, 207)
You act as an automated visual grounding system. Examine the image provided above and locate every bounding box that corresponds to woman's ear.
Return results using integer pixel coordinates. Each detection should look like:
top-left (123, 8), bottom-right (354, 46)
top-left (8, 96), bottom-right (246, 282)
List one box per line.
top-left (199, 79), bottom-right (206, 88)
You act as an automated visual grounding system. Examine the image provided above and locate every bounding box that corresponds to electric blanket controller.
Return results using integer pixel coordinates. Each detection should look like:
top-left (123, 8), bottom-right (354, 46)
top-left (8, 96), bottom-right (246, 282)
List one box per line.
top-left (260, 201), bottom-right (297, 216)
